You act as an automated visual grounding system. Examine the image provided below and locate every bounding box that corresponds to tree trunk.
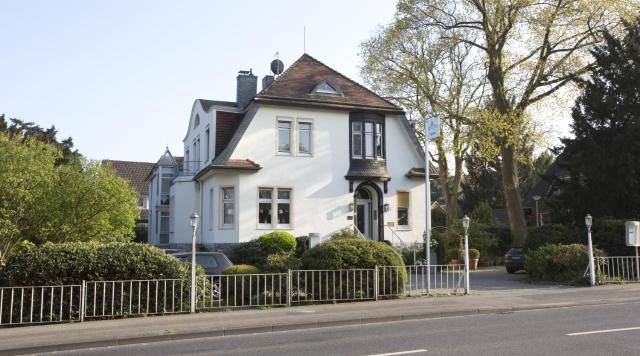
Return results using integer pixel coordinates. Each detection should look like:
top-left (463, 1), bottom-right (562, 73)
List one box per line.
top-left (500, 146), bottom-right (528, 246)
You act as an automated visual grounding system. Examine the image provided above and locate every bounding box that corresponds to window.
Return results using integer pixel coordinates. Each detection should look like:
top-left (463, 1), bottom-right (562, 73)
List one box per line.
top-left (221, 187), bottom-right (235, 228)
top-left (364, 122), bottom-right (374, 158)
top-left (277, 120), bottom-right (291, 153)
top-left (397, 192), bottom-right (410, 229)
top-left (375, 123), bottom-right (383, 157)
top-left (352, 122), bottom-right (362, 158)
top-left (258, 188), bottom-right (273, 226)
top-left (194, 114), bottom-right (200, 128)
top-left (276, 188), bottom-right (291, 227)
top-left (195, 137), bottom-right (200, 169)
top-left (298, 122), bottom-right (312, 155)
top-left (159, 212), bottom-right (170, 244)
top-left (138, 195), bottom-right (149, 209)
top-left (257, 187), bottom-right (293, 228)
top-left (205, 128), bottom-right (210, 162)
top-left (351, 120), bottom-right (384, 160)
top-left (160, 171), bottom-right (173, 205)
top-left (209, 189), bottom-right (214, 231)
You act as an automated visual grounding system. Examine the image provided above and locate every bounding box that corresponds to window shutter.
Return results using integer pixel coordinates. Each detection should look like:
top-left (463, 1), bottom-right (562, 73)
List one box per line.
top-left (397, 192), bottom-right (409, 208)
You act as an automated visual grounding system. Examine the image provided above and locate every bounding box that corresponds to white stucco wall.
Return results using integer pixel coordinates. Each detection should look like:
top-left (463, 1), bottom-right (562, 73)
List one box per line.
top-left (183, 101), bottom-right (216, 169)
top-left (169, 178), bottom-right (197, 244)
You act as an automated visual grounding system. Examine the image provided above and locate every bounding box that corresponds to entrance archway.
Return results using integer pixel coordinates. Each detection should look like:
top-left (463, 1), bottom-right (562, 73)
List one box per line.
top-left (353, 182), bottom-right (383, 241)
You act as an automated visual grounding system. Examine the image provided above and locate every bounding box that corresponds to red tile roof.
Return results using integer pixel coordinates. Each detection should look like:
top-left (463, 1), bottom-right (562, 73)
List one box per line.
top-left (254, 54), bottom-right (403, 113)
top-left (102, 160), bottom-right (155, 194)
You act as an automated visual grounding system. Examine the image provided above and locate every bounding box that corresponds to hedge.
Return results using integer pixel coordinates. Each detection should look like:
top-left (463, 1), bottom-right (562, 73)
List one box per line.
top-left (0, 242), bottom-right (204, 286)
top-left (525, 243), bottom-right (606, 283)
top-left (231, 231), bottom-right (297, 268)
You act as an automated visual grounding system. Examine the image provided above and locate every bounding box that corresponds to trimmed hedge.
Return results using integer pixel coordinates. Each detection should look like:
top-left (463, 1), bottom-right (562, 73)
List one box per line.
top-left (222, 264), bottom-right (260, 275)
top-left (525, 243), bottom-right (606, 283)
top-left (525, 224), bottom-right (578, 252)
top-left (0, 242), bottom-right (203, 286)
top-left (257, 231), bottom-right (296, 254)
top-left (263, 252), bottom-right (302, 272)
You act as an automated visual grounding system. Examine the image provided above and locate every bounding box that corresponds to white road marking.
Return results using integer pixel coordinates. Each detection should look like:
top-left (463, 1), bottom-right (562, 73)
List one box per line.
top-left (366, 349), bottom-right (427, 356)
top-left (567, 326), bottom-right (640, 336)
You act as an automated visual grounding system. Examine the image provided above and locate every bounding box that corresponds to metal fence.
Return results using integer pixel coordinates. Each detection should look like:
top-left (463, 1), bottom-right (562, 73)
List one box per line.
top-left (1, 265), bottom-right (468, 327)
top-left (595, 256), bottom-right (640, 284)
top-left (0, 285), bottom-right (82, 326)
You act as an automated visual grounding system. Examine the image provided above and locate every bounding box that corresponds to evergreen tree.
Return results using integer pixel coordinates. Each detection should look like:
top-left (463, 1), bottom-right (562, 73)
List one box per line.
top-left (553, 19), bottom-right (640, 222)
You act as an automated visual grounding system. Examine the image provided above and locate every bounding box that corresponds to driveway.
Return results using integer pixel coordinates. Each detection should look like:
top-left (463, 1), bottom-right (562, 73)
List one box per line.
top-left (470, 266), bottom-right (563, 292)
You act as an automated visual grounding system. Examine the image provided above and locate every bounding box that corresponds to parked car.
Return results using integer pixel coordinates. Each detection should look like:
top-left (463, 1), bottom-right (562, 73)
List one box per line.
top-left (159, 248), bottom-right (183, 255)
top-left (505, 248), bottom-right (525, 274)
top-left (171, 252), bottom-right (233, 275)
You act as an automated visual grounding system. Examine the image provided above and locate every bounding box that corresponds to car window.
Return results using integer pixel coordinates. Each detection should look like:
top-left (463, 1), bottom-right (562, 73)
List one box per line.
top-left (196, 255), bottom-right (218, 268)
top-left (214, 254), bottom-right (232, 266)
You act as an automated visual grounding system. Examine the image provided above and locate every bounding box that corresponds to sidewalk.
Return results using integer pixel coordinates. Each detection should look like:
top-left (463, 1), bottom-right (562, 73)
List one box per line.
top-left (2, 284), bottom-right (640, 355)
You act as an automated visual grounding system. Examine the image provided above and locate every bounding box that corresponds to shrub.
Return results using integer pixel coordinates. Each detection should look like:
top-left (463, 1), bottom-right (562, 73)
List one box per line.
top-left (525, 243), bottom-right (606, 283)
top-left (470, 202), bottom-right (499, 225)
top-left (230, 240), bottom-right (265, 266)
top-left (525, 224), bottom-right (578, 252)
top-left (469, 249), bottom-right (480, 260)
top-left (263, 252), bottom-right (302, 272)
top-left (295, 236), bottom-right (310, 257)
top-left (330, 229), bottom-right (361, 240)
top-left (222, 264), bottom-right (260, 275)
top-left (258, 231), bottom-right (296, 254)
top-left (0, 242), bottom-right (203, 286)
top-left (302, 238), bottom-right (407, 295)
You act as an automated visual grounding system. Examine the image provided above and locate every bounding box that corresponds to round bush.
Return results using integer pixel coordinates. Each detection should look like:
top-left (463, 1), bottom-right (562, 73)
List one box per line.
top-left (302, 238), bottom-right (404, 270)
top-left (0, 242), bottom-right (203, 286)
top-left (258, 231), bottom-right (296, 254)
top-left (469, 249), bottom-right (480, 260)
top-left (263, 252), bottom-right (302, 272)
top-left (222, 264), bottom-right (260, 275)
top-left (525, 243), bottom-right (606, 283)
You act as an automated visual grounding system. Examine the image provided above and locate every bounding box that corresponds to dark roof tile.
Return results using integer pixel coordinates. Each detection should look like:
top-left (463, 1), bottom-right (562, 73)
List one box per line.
top-left (103, 160), bottom-right (155, 194)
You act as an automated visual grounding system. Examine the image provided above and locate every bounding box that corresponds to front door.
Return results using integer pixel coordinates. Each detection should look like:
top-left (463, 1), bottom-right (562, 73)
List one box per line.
top-left (355, 200), bottom-right (372, 239)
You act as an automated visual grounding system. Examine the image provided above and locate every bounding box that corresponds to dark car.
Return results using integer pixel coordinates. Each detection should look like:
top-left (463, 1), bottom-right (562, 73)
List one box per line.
top-left (171, 252), bottom-right (233, 275)
top-left (505, 248), bottom-right (525, 274)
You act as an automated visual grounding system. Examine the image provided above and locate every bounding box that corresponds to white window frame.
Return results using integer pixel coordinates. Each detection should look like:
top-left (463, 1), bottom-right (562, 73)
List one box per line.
top-left (296, 118), bottom-right (313, 156)
top-left (220, 186), bottom-right (235, 229)
top-left (209, 188), bottom-right (214, 231)
top-left (352, 122), bottom-right (363, 159)
top-left (364, 122), bottom-right (374, 159)
top-left (375, 123), bottom-right (384, 158)
top-left (205, 127), bottom-right (210, 162)
top-left (256, 187), bottom-right (293, 229)
top-left (396, 191), bottom-right (411, 230)
top-left (276, 118), bottom-right (293, 155)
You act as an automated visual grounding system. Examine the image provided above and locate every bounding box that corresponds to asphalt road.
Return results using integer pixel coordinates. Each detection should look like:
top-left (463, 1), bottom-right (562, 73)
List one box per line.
top-left (47, 301), bottom-right (640, 356)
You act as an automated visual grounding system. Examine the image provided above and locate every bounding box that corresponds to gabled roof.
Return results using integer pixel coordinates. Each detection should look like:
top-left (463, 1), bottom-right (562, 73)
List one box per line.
top-left (254, 54), bottom-right (403, 114)
top-left (198, 99), bottom-right (237, 112)
top-left (102, 160), bottom-right (155, 194)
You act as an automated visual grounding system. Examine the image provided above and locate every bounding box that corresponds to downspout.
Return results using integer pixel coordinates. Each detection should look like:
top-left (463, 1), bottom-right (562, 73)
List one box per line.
top-left (199, 180), bottom-right (203, 247)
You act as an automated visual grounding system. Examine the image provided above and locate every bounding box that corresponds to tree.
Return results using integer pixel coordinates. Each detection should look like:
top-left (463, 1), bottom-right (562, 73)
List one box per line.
top-left (361, 11), bottom-right (487, 226)
top-left (553, 19), bottom-right (640, 222)
top-left (393, 0), bottom-right (634, 245)
top-left (0, 134), bottom-right (138, 263)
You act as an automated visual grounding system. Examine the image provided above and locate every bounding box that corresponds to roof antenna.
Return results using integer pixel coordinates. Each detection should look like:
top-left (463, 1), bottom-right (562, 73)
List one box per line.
top-left (303, 26), bottom-right (306, 53)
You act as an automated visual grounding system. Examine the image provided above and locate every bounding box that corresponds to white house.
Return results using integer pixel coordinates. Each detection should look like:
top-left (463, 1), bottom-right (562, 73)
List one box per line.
top-left (147, 54), bottom-right (436, 250)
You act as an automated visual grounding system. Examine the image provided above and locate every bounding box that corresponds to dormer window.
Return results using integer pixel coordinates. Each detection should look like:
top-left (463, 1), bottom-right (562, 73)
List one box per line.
top-left (350, 118), bottom-right (385, 160)
top-left (311, 80), bottom-right (343, 96)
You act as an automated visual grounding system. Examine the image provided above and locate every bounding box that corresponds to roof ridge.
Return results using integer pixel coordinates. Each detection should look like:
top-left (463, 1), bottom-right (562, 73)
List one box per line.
top-left (255, 54), bottom-right (308, 97)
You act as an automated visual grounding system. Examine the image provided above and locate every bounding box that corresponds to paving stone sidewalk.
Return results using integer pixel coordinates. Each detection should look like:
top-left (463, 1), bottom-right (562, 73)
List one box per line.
top-left (1, 283), bottom-right (640, 355)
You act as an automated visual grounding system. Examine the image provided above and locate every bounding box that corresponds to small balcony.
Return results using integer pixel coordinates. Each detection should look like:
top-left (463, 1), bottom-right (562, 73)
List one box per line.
top-left (178, 161), bottom-right (201, 176)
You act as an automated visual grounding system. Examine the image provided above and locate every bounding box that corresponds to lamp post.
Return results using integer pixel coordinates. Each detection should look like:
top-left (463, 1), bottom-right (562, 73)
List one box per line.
top-left (462, 215), bottom-right (470, 294)
top-left (585, 214), bottom-right (595, 287)
top-left (190, 211), bottom-right (199, 313)
top-left (532, 195), bottom-right (541, 227)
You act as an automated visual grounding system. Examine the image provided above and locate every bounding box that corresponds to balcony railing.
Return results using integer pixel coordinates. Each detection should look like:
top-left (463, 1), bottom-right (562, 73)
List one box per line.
top-left (178, 161), bottom-right (201, 177)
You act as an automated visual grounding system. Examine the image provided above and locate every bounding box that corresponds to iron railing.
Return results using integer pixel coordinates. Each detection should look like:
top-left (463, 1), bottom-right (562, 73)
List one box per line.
top-left (594, 256), bottom-right (640, 284)
top-left (199, 273), bottom-right (288, 309)
top-left (290, 269), bottom-right (377, 304)
top-left (378, 265), bottom-right (465, 297)
top-left (0, 285), bottom-right (82, 326)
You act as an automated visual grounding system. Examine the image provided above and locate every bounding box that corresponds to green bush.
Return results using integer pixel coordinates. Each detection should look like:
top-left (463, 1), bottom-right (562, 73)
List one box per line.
top-left (591, 218), bottom-right (630, 256)
top-left (222, 264), bottom-right (260, 275)
top-left (258, 231), bottom-right (296, 254)
top-left (469, 248), bottom-right (480, 260)
top-left (525, 224), bottom-right (578, 252)
top-left (302, 238), bottom-right (407, 296)
top-left (294, 236), bottom-right (310, 257)
top-left (263, 252), bottom-right (302, 272)
top-left (330, 228), bottom-right (361, 240)
top-left (0, 242), bottom-right (203, 286)
top-left (525, 243), bottom-right (606, 283)
top-left (230, 240), bottom-right (265, 266)
top-left (470, 202), bottom-right (499, 225)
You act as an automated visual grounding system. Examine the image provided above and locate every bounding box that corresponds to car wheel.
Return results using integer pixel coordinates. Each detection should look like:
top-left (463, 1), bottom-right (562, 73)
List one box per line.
top-left (506, 267), bottom-right (517, 274)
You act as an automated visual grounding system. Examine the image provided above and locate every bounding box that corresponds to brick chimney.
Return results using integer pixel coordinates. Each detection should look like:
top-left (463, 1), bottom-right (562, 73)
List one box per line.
top-left (236, 69), bottom-right (257, 109)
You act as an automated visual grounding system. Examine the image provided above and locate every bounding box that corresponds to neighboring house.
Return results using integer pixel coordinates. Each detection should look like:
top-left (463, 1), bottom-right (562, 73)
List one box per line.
top-left (147, 54), bottom-right (437, 250)
top-left (102, 159), bottom-right (156, 230)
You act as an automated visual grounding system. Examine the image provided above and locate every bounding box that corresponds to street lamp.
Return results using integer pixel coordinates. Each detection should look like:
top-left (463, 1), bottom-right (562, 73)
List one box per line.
top-left (585, 214), bottom-right (595, 286)
top-left (462, 215), bottom-right (470, 294)
top-left (532, 195), bottom-right (541, 227)
top-left (190, 211), bottom-right (199, 313)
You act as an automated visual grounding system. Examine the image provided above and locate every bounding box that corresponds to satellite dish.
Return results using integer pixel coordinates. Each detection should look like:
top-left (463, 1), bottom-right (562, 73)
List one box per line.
top-left (271, 59), bottom-right (284, 75)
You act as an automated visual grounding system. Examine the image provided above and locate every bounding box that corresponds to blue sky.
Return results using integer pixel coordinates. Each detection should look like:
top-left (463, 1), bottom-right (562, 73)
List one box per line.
top-left (0, 0), bottom-right (397, 161)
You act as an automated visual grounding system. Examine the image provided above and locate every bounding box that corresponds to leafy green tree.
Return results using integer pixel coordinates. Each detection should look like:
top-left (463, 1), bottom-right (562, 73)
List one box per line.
top-left (0, 134), bottom-right (138, 263)
top-left (553, 19), bottom-right (640, 222)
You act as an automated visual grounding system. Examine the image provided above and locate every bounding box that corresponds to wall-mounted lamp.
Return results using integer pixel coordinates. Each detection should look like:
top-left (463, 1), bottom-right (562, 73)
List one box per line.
top-left (383, 203), bottom-right (390, 212)
top-left (348, 202), bottom-right (354, 212)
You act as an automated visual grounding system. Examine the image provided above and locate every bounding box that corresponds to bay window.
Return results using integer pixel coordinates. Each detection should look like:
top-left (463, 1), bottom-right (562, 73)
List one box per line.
top-left (351, 120), bottom-right (384, 160)
top-left (352, 122), bottom-right (362, 158)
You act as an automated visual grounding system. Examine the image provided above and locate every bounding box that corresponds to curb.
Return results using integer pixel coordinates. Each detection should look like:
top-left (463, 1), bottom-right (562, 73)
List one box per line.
top-left (2, 298), bottom-right (640, 355)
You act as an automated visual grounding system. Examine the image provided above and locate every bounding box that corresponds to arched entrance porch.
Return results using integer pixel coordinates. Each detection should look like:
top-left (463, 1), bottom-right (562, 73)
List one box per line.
top-left (353, 182), bottom-right (384, 241)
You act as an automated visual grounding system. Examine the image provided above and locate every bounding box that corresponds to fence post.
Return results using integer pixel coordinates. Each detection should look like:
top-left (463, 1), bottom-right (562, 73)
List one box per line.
top-left (286, 270), bottom-right (292, 307)
top-left (374, 266), bottom-right (379, 301)
top-left (80, 280), bottom-right (86, 322)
